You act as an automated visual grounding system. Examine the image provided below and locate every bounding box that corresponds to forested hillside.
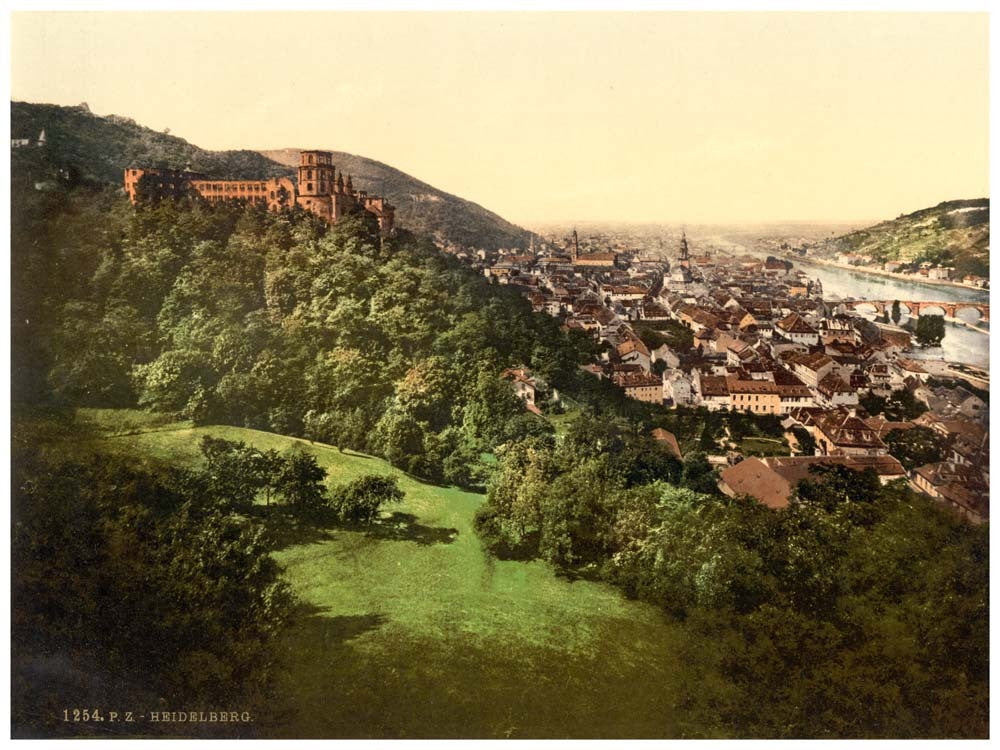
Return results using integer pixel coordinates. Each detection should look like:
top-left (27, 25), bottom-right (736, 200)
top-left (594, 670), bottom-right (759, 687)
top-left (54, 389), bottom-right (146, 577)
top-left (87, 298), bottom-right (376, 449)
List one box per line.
top-left (11, 101), bottom-right (531, 250)
top-left (11, 182), bottom-right (589, 486)
top-left (818, 198), bottom-right (990, 275)
top-left (11, 101), bottom-right (286, 182)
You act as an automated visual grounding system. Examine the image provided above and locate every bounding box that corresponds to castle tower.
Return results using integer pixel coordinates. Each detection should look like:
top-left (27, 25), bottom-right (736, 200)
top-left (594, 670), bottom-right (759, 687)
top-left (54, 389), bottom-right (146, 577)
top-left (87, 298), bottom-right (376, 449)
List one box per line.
top-left (298, 150), bottom-right (335, 196)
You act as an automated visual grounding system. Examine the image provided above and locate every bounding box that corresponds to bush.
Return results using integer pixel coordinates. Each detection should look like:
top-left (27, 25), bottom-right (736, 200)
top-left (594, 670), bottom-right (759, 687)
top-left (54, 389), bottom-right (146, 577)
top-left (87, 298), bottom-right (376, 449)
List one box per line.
top-left (275, 450), bottom-right (328, 510)
top-left (330, 474), bottom-right (404, 524)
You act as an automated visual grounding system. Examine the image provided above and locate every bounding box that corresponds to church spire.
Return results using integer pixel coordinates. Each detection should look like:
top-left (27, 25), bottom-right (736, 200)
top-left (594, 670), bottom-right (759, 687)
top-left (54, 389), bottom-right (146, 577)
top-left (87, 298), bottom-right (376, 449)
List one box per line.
top-left (572, 228), bottom-right (579, 261)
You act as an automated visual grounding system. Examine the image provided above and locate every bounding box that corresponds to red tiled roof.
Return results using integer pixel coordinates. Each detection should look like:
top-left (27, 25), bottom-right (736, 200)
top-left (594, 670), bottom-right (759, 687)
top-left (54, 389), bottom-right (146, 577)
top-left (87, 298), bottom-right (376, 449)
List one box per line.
top-left (777, 312), bottom-right (817, 334)
top-left (814, 410), bottom-right (885, 449)
top-left (817, 373), bottom-right (853, 396)
top-left (719, 458), bottom-right (791, 509)
top-left (651, 428), bottom-right (682, 459)
top-left (700, 375), bottom-right (730, 397)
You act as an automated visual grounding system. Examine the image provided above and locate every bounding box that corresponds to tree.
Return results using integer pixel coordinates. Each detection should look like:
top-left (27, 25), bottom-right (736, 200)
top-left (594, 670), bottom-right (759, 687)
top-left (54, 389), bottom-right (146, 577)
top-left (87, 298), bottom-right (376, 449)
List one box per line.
top-left (791, 426), bottom-right (817, 456)
top-left (883, 388), bottom-right (928, 420)
top-left (12, 450), bottom-right (294, 734)
top-left (915, 315), bottom-right (946, 347)
top-left (329, 474), bottom-right (403, 524)
top-left (462, 369), bottom-right (530, 448)
top-left (862, 388), bottom-right (926, 421)
top-left (860, 391), bottom-right (887, 418)
top-left (252, 448), bottom-right (285, 506)
top-left (794, 463), bottom-right (882, 510)
top-left (884, 426), bottom-right (947, 471)
top-left (275, 450), bottom-right (328, 511)
top-left (131, 349), bottom-right (211, 415)
top-left (199, 435), bottom-right (264, 510)
top-left (681, 451), bottom-right (718, 494)
top-left (891, 299), bottom-right (902, 325)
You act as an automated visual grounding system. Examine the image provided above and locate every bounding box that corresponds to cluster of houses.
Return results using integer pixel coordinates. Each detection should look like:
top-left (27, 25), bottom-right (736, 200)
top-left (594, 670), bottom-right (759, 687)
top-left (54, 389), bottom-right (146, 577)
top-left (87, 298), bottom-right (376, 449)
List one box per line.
top-left (464, 232), bottom-right (989, 524)
top-left (847, 255), bottom-right (988, 288)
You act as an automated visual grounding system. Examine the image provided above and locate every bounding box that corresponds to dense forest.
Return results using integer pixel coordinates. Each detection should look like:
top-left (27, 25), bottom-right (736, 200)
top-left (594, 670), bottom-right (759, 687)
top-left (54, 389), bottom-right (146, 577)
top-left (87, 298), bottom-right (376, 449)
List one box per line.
top-left (11, 179), bottom-right (989, 738)
top-left (12, 183), bottom-right (594, 485)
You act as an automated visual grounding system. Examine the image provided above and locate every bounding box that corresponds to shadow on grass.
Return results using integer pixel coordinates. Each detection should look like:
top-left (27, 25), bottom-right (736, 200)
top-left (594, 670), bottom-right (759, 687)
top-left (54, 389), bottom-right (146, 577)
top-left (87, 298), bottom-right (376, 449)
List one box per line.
top-left (365, 512), bottom-right (459, 546)
top-left (478, 531), bottom-right (542, 562)
top-left (251, 506), bottom-right (459, 550)
top-left (293, 602), bottom-right (389, 643)
top-left (249, 506), bottom-right (338, 551)
top-left (553, 565), bottom-right (605, 584)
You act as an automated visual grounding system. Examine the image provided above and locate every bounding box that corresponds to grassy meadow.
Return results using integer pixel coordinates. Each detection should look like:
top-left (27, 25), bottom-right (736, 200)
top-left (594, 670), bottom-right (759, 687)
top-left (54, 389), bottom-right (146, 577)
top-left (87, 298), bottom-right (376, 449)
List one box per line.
top-left (76, 409), bottom-right (707, 739)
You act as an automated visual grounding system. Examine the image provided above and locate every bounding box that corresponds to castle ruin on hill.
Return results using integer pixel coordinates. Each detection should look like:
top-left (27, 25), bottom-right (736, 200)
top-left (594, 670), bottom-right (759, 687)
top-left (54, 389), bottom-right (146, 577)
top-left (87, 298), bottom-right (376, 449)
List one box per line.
top-left (124, 149), bottom-right (395, 233)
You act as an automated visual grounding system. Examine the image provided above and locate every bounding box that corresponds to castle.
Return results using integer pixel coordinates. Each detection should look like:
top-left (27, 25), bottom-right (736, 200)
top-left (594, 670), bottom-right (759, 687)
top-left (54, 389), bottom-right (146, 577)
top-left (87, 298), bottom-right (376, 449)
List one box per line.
top-left (123, 150), bottom-right (395, 233)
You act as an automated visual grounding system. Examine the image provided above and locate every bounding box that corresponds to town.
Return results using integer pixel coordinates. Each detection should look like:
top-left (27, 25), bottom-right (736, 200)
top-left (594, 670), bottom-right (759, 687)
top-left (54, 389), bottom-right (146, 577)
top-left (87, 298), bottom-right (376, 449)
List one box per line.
top-left (465, 228), bottom-right (989, 524)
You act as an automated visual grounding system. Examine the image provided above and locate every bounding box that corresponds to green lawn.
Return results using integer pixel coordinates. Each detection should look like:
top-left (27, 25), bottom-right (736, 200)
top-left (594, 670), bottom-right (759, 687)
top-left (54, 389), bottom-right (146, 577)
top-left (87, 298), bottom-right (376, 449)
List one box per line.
top-left (80, 410), bottom-right (704, 739)
top-left (739, 436), bottom-right (791, 457)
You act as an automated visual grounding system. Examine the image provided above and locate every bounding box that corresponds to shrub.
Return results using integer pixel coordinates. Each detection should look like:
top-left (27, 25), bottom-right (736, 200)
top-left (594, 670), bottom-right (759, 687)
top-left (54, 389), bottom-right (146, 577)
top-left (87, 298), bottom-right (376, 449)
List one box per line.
top-left (330, 474), bottom-right (403, 524)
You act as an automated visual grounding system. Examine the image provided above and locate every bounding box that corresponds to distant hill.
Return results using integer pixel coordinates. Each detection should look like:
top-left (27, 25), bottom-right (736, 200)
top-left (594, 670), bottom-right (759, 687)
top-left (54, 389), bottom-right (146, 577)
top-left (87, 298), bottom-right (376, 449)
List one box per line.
top-left (818, 198), bottom-right (989, 276)
top-left (10, 101), bottom-right (530, 250)
top-left (260, 148), bottom-right (529, 250)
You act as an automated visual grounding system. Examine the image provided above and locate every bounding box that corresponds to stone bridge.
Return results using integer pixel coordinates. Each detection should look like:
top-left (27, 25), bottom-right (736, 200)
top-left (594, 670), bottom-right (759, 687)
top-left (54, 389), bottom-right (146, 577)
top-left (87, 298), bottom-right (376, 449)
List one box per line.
top-left (840, 299), bottom-right (989, 322)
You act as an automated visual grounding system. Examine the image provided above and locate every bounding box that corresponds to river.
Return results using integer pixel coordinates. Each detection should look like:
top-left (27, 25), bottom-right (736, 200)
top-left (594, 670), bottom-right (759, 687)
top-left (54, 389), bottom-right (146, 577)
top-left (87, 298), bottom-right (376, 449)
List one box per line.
top-left (709, 236), bottom-right (990, 369)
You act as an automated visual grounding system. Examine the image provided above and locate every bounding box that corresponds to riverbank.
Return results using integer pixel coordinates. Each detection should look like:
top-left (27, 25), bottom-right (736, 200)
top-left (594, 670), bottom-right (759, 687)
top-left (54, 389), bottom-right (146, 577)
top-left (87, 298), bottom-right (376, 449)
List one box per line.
top-left (777, 253), bottom-right (987, 294)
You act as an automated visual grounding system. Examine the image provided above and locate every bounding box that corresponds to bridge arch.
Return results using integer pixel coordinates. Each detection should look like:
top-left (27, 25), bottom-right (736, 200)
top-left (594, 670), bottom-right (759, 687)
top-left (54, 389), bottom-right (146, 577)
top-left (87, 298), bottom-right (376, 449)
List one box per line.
top-left (917, 303), bottom-right (948, 318)
top-left (839, 299), bottom-right (988, 323)
top-left (852, 302), bottom-right (879, 318)
top-left (955, 306), bottom-right (984, 324)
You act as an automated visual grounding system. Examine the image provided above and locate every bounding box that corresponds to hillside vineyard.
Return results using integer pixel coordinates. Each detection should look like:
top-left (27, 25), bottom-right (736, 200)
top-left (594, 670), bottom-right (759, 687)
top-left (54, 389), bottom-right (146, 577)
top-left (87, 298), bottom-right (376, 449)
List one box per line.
top-left (124, 149), bottom-right (395, 233)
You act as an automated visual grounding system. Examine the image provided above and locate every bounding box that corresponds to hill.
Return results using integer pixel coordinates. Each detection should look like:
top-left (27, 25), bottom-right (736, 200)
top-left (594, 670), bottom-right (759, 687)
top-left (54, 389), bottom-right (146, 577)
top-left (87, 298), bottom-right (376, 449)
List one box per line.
top-left (261, 148), bottom-right (530, 250)
top-left (11, 101), bottom-right (287, 182)
top-left (817, 198), bottom-right (990, 275)
top-left (10, 101), bottom-right (530, 250)
top-left (78, 409), bottom-right (698, 738)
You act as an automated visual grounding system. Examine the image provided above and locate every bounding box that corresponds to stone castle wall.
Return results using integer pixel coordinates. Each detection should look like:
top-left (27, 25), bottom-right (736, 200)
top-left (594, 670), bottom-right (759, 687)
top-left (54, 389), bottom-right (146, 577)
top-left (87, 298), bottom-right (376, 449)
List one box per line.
top-left (124, 150), bottom-right (394, 233)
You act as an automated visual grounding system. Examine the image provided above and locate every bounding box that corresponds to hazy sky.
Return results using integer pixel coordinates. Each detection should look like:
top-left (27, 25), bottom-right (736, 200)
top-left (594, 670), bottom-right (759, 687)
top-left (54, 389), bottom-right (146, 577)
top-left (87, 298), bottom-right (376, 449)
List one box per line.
top-left (11, 12), bottom-right (989, 225)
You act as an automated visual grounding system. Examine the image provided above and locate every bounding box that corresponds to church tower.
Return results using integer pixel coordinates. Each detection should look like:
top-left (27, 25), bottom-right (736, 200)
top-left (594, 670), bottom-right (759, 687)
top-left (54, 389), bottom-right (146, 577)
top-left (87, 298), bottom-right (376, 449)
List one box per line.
top-left (572, 228), bottom-right (579, 261)
top-left (679, 230), bottom-right (690, 269)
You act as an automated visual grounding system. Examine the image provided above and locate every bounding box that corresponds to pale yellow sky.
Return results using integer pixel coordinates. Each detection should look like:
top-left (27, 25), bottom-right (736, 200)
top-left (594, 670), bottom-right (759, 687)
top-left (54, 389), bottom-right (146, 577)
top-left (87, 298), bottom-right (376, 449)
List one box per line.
top-left (11, 11), bottom-right (989, 225)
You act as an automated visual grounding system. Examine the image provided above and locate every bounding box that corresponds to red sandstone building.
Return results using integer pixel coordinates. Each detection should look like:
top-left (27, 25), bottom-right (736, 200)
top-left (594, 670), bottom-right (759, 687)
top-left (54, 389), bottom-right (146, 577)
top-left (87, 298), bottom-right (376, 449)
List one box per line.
top-left (123, 150), bottom-right (394, 233)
